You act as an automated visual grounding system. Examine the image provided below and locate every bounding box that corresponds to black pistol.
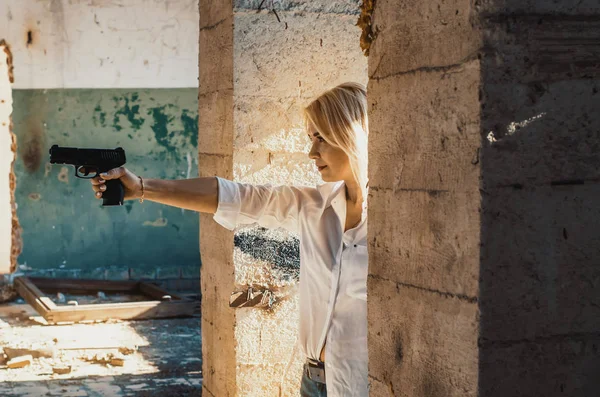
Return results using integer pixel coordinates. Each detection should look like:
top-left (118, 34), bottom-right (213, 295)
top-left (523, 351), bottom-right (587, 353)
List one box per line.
top-left (49, 145), bottom-right (127, 206)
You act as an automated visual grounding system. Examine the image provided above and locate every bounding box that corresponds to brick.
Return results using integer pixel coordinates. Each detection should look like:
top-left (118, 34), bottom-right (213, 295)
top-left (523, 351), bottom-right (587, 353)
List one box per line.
top-left (369, 187), bottom-right (480, 298)
top-left (369, 0), bottom-right (480, 78)
top-left (480, 184), bottom-right (600, 341)
top-left (368, 277), bottom-right (478, 397)
top-left (368, 59), bottom-right (481, 192)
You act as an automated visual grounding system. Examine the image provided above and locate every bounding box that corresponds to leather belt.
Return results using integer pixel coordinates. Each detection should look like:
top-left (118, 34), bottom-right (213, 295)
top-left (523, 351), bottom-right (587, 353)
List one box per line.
top-left (304, 358), bottom-right (326, 385)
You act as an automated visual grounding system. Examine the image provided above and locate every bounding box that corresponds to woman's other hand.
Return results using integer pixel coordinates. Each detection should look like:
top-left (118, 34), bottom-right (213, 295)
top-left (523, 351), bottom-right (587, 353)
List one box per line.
top-left (90, 167), bottom-right (142, 201)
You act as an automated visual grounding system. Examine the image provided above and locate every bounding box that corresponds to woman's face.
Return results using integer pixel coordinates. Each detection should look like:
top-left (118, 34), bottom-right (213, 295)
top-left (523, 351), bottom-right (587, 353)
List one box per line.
top-left (307, 123), bottom-right (353, 183)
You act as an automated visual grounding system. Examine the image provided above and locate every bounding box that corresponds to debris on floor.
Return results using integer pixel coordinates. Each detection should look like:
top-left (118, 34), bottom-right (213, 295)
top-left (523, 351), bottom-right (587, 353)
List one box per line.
top-left (0, 300), bottom-right (202, 396)
top-left (6, 355), bottom-right (32, 369)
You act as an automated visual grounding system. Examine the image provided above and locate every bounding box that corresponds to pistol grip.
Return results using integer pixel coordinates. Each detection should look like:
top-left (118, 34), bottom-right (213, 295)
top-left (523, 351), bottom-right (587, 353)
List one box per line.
top-left (102, 179), bottom-right (125, 206)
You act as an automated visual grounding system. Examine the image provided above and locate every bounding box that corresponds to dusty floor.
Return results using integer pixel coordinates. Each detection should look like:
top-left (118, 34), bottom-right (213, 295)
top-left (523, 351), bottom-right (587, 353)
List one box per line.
top-left (0, 301), bottom-right (202, 396)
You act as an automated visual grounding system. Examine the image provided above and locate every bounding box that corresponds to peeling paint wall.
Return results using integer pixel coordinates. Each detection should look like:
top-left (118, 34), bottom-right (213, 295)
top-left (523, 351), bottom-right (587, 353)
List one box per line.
top-left (0, 1), bottom-right (201, 278)
top-left (11, 89), bottom-right (200, 278)
top-left (0, 40), bottom-right (21, 275)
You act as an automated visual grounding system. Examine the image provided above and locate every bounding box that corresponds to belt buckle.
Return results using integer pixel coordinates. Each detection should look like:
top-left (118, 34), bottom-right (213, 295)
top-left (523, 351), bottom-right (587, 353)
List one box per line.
top-left (305, 359), bottom-right (326, 385)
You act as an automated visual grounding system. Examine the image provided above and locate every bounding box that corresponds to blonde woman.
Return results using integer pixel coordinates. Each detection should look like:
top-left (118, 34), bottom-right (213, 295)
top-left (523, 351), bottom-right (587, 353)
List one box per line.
top-left (90, 82), bottom-right (369, 396)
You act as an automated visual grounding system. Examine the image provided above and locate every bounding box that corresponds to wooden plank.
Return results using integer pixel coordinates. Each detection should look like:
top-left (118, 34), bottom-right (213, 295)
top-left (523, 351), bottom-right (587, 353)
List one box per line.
top-left (29, 277), bottom-right (138, 294)
top-left (46, 301), bottom-right (196, 322)
top-left (139, 282), bottom-right (183, 300)
top-left (17, 276), bottom-right (196, 323)
top-left (19, 277), bottom-right (57, 309)
top-left (14, 277), bottom-right (53, 317)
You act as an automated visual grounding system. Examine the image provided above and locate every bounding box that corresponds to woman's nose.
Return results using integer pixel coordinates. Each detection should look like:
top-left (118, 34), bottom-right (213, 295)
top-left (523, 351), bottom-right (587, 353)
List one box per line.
top-left (308, 144), bottom-right (319, 159)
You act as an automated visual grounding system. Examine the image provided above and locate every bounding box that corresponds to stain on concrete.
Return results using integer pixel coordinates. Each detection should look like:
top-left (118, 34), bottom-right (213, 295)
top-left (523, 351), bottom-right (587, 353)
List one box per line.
top-left (148, 106), bottom-right (198, 153)
top-left (180, 109), bottom-right (199, 148)
top-left (112, 94), bottom-right (145, 131)
top-left (93, 104), bottom-right (107, 127)
top-left (57, 167), bottom-right (69, 184)
top-left (26, 30), bottom-right (33, 47)
top-left (395, 333), bottom-right (403, 363)
top-left (20, 121), bottom-right (45, 174)
top-left (148, 106), bottom-right (175, 151)
top-left (124, 201), bottom-right (133, 214)
top-left (143, 216), bottom-right (168, 227)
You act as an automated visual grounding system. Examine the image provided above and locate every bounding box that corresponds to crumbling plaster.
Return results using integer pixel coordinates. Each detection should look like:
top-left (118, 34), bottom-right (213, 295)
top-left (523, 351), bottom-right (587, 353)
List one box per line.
top-left (0, 41), bottom-right (21, 275)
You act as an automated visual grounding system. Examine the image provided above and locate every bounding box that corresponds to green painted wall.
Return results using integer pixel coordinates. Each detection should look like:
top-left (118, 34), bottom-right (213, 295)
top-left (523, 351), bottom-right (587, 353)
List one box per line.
top-left (11, 89), bottom-right (200, 279)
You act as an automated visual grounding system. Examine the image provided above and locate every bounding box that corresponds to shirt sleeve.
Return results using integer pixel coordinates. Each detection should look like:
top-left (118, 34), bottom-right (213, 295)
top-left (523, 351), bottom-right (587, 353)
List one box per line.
top-left (213, 177), bottom-right (310, 234)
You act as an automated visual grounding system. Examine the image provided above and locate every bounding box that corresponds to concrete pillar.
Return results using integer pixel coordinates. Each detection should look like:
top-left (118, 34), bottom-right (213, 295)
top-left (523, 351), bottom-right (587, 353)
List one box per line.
top-left (199, 1), bottom-right (366, 396)
top-left (367, 0), bottom-right (600, 396)
top-left (0, 41), bottom-right (20, 275)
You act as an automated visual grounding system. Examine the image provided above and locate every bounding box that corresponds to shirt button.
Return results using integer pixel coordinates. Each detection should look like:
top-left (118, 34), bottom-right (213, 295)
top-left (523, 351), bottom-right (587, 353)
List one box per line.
top-left (354, 244), bottom-right (357, 247)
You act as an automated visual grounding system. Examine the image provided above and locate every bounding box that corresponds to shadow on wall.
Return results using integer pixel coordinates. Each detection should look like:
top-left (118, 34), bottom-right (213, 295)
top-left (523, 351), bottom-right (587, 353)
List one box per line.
top-left (478, 13), bottom-right (600, 397)
top-left (11, 89), bottom-right (201, 279)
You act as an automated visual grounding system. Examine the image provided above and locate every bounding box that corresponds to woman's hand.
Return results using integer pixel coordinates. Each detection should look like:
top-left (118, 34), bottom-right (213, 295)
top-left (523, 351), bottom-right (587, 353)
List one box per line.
top-left (90, 167), bottom-right (142, 201)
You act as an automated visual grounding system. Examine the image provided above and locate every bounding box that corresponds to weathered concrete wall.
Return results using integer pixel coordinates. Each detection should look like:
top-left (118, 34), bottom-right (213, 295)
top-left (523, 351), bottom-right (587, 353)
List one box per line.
top-left (1, 0), bottom-right (199, 89)
top-left (368, 0), bottom-right (600, 396)
top-left (478, 1), bottom-right (600, 396)
top-left (0, 41), bottom-right (21, 275)
top-left (11, 89), bottom-right (199, 278)
top-left (367, 0), bottom-right (481, 395)
top-left (199, 1), bottom-right (367, 395)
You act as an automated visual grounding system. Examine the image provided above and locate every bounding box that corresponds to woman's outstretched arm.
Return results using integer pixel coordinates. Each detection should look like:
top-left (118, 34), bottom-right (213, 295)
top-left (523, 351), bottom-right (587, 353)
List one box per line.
top-left (90, 166), bottom-right (218, 214)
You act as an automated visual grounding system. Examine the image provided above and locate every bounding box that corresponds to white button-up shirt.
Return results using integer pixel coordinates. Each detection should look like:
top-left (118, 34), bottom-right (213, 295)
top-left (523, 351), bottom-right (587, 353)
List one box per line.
top-left (213, 177), bottom-right (368, 396)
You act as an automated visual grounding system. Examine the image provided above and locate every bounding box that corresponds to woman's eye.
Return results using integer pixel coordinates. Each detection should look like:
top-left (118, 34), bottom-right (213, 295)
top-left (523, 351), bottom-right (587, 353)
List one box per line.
top-left (318, 137), bottom-right (325, 143)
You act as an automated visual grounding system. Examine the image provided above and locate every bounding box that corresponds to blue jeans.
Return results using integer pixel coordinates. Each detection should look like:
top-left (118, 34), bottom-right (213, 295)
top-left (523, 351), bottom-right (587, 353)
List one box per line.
top-left (300, 367), bottom-right (327, 397)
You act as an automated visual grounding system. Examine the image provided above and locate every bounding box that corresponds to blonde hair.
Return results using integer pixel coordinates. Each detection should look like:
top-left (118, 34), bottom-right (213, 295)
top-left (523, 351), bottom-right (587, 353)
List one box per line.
top-left (304, 82), bottom-right (368, 199)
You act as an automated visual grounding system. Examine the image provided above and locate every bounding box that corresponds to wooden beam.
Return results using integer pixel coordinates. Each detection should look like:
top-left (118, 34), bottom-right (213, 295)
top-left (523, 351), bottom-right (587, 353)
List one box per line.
top-left (46, 301), bottom-right (196, 322)
top-left (29, 277), bottom-right (138, 294)
top-left (14, 277), bottom-right (197, 323)
top-left (14, 277), bottom-right (55, 317)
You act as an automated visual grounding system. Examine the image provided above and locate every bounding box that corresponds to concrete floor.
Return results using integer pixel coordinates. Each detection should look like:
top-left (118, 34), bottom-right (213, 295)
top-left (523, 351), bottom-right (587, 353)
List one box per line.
top-left (0, 302), bottom-right (202, 396)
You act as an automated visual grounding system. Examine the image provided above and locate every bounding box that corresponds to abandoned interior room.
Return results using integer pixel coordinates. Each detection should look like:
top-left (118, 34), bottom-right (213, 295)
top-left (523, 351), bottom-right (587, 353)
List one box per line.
top-left (1, 0), bottom-right (599, 396)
